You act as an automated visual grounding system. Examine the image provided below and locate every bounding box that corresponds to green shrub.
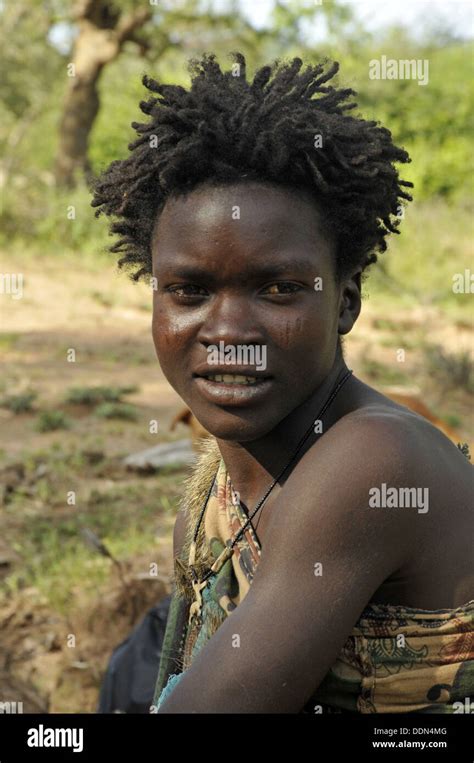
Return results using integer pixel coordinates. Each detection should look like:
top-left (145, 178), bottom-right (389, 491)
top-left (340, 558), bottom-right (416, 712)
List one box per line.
top-left (0, 391), bottom-right (37, 413)
top-left (94, 402), bottom-right (138, 420)
top-left (424, 345), bottom-right (474, 394)
top-left (65, 385), bottom-right (138, 406)
top-left (35, 411), bottom-right (71, 432)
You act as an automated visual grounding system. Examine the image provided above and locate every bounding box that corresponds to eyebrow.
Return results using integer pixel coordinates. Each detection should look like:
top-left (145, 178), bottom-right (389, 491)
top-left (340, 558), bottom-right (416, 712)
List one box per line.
top-left (161, 260), bottom-right (314, 281)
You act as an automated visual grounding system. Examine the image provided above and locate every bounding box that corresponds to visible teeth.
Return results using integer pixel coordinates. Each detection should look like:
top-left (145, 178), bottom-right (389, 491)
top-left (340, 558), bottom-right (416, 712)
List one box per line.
top-left (206, 374), bottom-right (259, 384)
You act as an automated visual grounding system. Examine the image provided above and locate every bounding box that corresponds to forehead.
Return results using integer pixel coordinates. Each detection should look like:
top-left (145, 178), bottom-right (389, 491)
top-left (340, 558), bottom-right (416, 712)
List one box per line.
top-left (152, 181), bottom-right (335, 274)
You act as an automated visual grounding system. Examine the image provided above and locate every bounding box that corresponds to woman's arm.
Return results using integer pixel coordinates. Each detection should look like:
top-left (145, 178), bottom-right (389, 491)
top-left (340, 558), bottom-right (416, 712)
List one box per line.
top-left (158, 411), bottom-right (421, 713)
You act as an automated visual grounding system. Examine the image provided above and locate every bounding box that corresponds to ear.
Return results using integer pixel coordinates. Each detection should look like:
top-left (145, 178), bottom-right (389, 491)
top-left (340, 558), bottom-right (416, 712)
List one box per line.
top-left (338, 270), bottom-right (362, 336)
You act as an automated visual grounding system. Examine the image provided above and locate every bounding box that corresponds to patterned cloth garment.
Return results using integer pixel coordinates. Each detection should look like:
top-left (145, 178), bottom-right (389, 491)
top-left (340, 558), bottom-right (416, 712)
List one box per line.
top-left (151, 438), bottom-right (474, 713)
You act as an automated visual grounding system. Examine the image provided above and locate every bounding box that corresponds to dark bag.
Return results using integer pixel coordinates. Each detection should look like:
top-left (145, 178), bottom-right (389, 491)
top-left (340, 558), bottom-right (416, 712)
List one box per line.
top-left (97, 594), bottom-right (171, 714)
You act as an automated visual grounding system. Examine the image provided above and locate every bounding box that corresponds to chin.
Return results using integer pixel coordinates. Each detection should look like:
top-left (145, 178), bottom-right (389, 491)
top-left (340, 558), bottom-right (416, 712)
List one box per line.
top-left (191, 406), bottom-right (279, 443)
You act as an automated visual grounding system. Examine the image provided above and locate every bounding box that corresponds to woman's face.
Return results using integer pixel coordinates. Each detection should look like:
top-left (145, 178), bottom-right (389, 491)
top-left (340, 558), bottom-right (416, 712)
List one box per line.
top-left (151, 181), bottom-right (356, 441)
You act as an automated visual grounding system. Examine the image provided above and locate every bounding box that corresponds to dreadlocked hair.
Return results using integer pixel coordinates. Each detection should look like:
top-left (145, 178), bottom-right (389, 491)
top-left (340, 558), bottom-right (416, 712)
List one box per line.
top-left (91, 51), bottom-right (413, 282)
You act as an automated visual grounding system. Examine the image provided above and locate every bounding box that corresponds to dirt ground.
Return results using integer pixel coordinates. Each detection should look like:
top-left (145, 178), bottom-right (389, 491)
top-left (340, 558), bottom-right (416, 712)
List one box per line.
top-left (0, 252), bottom-right (472, 712)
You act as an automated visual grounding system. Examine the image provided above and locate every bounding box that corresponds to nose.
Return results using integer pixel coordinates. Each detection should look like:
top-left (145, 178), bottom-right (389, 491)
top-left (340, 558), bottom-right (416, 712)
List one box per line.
top-left (196, 293), bottom-right (264, 347)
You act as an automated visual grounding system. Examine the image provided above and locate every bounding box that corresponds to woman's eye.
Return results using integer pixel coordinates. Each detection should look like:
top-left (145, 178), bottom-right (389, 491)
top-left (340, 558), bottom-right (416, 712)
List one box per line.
top-left (167, 284), bottom-right (207, 298)
top-left (262, 282), bottom-right (303, 295)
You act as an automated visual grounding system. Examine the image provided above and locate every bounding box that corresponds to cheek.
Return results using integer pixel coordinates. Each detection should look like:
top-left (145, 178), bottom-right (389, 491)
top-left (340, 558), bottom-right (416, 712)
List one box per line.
top-left (151, 301), bottom-right (193, 363)
top-left (272, 316), bottom-right (305, 351)
top-left (271, 305), bottom-right (336, 355)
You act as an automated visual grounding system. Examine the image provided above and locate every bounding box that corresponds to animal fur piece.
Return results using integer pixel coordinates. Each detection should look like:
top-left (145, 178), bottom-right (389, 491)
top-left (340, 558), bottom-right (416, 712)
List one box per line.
top-left (172, 437), bottom-right (221, 602)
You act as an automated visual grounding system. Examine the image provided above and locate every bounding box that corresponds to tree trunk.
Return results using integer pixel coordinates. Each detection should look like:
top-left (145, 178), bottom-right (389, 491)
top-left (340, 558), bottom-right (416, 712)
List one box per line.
top-left (54, 63), bottom-right (101, 187)
top-left (54, 0), bottom-right (151, 187)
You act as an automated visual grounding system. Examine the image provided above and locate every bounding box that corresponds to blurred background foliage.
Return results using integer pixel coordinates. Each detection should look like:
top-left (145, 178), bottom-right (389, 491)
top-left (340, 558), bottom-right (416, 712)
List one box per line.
top-left (0, 0), bottom-right (472, 304)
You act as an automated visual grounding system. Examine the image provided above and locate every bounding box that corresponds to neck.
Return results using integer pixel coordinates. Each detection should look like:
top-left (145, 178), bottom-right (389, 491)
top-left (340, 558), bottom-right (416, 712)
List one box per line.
top-left (215, 353), bottom-right (352, 507)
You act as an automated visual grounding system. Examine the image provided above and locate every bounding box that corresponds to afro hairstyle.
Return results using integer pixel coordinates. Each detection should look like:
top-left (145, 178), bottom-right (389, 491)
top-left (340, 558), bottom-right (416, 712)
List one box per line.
top-left (91, 51), bottom-right (413, 283)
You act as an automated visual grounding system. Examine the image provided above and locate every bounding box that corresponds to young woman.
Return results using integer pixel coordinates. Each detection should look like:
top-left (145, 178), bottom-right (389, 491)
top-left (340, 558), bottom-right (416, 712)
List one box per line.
top-left (92, 53), bottom-right (473, 714)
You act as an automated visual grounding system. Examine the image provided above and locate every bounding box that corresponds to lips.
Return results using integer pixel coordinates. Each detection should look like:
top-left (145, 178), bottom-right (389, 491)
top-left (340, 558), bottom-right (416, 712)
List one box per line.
top-left (193, 366), bottom-right (272, 380)
top-left (194, 371), bottom-right (269, 385)
top-left (192, 371), bottom-right (274, 406)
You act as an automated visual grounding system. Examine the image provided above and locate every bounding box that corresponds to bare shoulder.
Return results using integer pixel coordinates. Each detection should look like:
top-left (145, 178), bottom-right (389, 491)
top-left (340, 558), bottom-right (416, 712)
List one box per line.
top-left (320, 398), bottom-right (471, 480)
top-left (259, 399), bottom-right (472, 587)
top-left (260, 406), bottom-right (420, 579)
top-left (316, 399), bottom-right (473, 608)
top-left (311, 399), bottom-right (473, 522)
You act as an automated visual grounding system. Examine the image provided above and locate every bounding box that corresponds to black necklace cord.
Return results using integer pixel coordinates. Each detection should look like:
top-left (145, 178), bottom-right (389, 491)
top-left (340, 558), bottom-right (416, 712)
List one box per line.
top-left (192, 367), bottom-right (353, 583)
top-left (230, 367), bottom-right (353, 542)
